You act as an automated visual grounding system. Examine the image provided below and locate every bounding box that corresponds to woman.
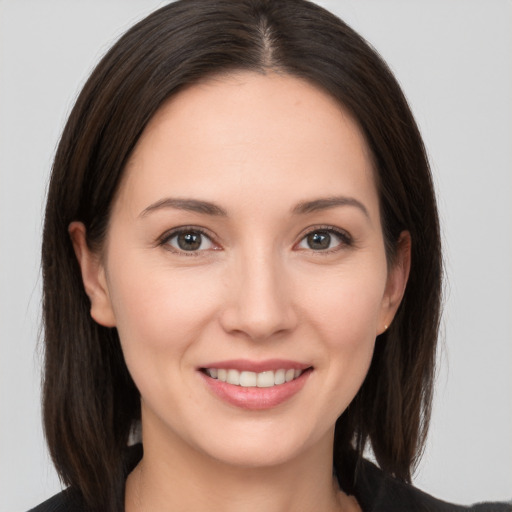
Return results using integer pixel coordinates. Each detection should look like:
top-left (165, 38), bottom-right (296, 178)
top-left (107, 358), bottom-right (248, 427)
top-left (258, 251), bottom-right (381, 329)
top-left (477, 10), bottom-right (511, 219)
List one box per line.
top-left (28, 1), bottom-right (510, 511)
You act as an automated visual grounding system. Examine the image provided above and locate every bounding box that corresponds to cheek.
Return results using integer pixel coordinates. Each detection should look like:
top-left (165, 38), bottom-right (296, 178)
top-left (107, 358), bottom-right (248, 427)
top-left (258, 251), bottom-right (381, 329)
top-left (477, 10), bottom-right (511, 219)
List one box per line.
top-left (105, 261), bottom-right (224, 415)
top-left (315, 280), bottom-right (381, 371)
top-left (297, 262), bottom-right (387, 343)
top-left (296, 264), bottom-right (386, 409)
top-left (105, 254), bottom-right (222, 362)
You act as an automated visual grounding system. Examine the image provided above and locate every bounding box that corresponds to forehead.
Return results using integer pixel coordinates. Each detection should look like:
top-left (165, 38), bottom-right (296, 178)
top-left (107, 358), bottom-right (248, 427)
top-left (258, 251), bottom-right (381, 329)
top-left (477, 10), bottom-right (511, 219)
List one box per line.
top-left (119, 71), bottom-right (378, 219)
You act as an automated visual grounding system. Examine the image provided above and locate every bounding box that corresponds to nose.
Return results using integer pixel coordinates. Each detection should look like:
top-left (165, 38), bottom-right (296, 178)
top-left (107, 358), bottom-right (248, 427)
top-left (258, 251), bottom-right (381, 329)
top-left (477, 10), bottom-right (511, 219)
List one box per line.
top-left (219, 249), bottom-right (298, 341)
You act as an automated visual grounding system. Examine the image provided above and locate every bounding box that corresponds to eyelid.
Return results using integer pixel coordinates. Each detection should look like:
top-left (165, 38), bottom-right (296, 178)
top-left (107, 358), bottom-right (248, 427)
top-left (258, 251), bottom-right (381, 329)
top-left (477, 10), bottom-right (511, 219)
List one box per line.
top-left (156, 224), bottom-right (353, 255)
top-left (295, 225), bottom-right (354, 253)
top-left (158, 225), bottom-right (220, 255)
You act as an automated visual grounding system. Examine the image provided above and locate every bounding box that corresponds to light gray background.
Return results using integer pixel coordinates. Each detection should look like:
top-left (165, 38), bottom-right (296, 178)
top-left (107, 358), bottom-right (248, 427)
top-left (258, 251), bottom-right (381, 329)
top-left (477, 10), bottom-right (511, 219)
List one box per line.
top-left (1, 1), bottom-right (511, 510)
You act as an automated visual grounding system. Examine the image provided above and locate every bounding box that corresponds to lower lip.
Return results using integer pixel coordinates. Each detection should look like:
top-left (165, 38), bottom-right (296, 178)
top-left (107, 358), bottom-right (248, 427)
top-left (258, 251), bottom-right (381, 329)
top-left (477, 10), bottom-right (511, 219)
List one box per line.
top-left (199, 369), bottom-right (312, 410)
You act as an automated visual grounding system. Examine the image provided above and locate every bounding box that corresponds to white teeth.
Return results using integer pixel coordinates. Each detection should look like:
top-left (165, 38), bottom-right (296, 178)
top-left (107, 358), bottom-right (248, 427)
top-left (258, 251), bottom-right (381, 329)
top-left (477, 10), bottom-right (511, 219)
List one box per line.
top-left (285, 369), bottom-right (295, 382)
top-left (274, 369), bottom-right (286, 385)
top-left (226, 369), bottom-right (240, 385)
top-left (239, 371), bottom-right (257, 387)
top-left (205, 368), bottom-right (306, 387)
top-left (257, 371), bottom-right (274, 388)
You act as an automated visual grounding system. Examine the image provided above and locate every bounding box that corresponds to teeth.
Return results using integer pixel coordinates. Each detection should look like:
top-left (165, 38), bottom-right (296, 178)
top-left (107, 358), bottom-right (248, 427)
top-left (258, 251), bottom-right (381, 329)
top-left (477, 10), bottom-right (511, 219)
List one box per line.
top-left (227, 369), bottom-right (240, 385)
top-left (274, 369), bottom-right (285, 385)
top-left (205, 368), bottom-right (305, 387)
top-left (257, 371), bottom-right (274, 388)
top-left (239, 371), bottom-right (257, 387)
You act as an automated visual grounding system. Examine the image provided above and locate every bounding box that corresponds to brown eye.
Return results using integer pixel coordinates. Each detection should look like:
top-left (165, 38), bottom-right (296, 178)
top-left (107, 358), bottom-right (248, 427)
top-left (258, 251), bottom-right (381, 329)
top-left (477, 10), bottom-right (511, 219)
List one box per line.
top-left (306, 231), bottom-right (332, 250)
top-left (166, 230), bottom-right (214, 252)
top-left (297, 228), bottom-right (352, 252)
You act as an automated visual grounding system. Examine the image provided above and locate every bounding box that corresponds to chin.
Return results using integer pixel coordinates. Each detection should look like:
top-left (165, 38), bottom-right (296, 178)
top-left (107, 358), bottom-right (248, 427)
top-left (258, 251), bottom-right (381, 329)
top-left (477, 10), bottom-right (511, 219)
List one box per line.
top-left (183, 414), bottom-right (334, 470)
top-left (200, 435), bottom-right (312, 469)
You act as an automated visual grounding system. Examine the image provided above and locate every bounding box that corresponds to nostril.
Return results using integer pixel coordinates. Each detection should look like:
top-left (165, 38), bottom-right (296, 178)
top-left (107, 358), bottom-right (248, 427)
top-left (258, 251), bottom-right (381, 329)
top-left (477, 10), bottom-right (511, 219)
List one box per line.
top-left (218, 301), bottom-right (298, 341)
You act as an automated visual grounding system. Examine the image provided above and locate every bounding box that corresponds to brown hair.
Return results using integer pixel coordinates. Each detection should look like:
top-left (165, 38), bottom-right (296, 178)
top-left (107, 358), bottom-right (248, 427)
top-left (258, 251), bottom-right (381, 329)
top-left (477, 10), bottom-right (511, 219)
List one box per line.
top-left (42, 1), bottom-right (441, 510)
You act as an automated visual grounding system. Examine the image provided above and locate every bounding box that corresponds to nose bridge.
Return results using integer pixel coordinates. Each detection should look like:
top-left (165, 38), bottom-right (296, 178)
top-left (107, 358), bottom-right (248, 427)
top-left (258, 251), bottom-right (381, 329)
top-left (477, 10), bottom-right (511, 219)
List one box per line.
top-left (221, 242), bottom-right (296, 340)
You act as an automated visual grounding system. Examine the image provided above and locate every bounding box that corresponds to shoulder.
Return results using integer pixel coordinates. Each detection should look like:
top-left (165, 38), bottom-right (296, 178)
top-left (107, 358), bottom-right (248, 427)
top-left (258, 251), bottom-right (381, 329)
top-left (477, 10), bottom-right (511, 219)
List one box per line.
top-left (27, 488), bottom-right (88, 512)
top-left (351, 458), bottom-right (512, 512)
top-left (27, 444), bottom-right (143, 512)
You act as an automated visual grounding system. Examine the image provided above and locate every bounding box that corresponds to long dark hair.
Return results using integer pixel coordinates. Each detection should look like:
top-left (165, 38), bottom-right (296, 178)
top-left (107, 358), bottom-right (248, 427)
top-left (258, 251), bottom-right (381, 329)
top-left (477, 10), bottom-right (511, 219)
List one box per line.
top-left (42, 1), bottom-right (442, 510)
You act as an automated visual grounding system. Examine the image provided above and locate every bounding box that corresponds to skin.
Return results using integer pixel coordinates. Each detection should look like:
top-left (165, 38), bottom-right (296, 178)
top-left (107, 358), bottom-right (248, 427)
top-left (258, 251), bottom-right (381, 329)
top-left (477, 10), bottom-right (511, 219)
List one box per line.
top-left (70, 71), bottom-right (410, 512)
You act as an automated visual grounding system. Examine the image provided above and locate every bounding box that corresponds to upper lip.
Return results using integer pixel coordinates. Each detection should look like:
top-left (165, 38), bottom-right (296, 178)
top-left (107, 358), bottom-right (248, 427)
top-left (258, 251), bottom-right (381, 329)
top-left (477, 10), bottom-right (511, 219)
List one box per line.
top-left (199, 359), bottom-right (312, 373)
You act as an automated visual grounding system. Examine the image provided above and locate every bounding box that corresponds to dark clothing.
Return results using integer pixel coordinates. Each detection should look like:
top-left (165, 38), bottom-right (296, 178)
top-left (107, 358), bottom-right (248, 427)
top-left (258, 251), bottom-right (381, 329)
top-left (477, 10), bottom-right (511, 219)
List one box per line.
top-left (29, 444), bottom-right (511, 512)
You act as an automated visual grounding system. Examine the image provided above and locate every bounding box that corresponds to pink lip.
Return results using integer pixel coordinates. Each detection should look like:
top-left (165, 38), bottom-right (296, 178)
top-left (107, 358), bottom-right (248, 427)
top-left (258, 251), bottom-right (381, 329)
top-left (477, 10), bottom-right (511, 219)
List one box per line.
top-left (198, 360), bottom-right (313, 410)
top-left (199, 358), bottom-right (310, 373)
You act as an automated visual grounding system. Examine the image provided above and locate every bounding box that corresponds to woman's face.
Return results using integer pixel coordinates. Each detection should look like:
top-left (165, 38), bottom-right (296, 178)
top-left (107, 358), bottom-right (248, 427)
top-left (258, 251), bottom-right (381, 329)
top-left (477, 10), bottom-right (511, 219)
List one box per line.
top-left (72, 71), bottom-right (409, 468)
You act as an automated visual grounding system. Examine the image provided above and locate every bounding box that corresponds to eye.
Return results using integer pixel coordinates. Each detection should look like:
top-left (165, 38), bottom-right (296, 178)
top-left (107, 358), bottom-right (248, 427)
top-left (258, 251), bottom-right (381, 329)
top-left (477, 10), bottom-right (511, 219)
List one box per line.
top-left (163, 229), bottom-right (215, 253)
top-left (297, 228), bottom-right (351, 252)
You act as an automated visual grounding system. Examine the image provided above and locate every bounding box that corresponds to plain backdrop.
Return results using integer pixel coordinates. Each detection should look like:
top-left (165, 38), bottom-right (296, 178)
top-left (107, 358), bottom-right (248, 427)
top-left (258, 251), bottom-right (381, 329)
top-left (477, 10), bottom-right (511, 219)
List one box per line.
top-left (0, 1), bottom-right (511, 510)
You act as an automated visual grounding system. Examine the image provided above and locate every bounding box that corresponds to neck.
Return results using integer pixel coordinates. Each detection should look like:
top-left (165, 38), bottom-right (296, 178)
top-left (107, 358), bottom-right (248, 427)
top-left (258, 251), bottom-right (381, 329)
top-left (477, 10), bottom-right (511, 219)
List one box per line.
top-left (125, 416), bottom-right (353, 512)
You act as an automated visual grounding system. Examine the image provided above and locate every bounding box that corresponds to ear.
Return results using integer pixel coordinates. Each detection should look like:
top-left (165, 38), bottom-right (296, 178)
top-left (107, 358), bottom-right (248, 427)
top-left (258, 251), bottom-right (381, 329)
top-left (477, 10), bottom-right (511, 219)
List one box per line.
top-left (377, 231), bottom-right (411, 335)
top-left (68, 221), bottom-right (116, 327)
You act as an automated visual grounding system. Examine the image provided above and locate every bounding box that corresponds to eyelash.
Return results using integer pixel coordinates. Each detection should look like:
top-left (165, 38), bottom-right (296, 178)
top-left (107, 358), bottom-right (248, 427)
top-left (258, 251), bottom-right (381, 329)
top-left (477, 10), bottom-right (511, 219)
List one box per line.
top-left (158, 225), bottom-right (353, 256)
top-left (158, 226), bottom-right (218, 256)
top-left (296, 225), bottom-right (353, 254)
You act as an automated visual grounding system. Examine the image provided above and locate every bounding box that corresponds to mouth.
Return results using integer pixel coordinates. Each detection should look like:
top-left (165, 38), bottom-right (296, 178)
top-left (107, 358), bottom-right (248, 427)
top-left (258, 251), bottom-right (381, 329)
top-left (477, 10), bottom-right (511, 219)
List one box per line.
top-left (201, 367), bottom-right (307, 388)
top-left (198, 361), bottom-right (313, 410)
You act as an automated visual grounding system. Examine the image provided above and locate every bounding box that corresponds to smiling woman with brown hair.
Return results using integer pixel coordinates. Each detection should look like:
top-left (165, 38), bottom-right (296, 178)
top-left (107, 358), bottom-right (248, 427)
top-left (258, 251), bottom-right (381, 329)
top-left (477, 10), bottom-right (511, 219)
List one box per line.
top-left (28, 1), bottom-right (510, 512)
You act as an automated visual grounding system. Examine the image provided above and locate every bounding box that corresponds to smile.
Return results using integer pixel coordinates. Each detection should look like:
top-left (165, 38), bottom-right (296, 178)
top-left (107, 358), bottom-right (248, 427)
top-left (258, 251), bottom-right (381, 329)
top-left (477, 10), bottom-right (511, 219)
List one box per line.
top-left (199, 361), bottom-right (313, 410)
top-left (204, 368), bottom-right (304, 388)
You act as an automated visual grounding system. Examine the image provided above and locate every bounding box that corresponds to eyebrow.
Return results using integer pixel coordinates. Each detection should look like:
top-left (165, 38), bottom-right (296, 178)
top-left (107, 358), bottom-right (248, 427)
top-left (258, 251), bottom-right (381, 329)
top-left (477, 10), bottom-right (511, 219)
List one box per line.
top-left (139, 195), bottom-right (369, 219)
top-left (292, 196), bottom-right (369, 218)
top-left (139, 198), bottom-right (228, 218)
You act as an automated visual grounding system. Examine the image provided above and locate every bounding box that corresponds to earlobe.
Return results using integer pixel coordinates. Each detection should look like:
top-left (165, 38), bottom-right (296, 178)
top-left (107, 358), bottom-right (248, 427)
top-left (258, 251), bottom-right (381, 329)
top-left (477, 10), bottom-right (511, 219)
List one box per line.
top-left (378, 231), bottom-right (411, 335)
top-left (68, 221), bottom-right (116, 327)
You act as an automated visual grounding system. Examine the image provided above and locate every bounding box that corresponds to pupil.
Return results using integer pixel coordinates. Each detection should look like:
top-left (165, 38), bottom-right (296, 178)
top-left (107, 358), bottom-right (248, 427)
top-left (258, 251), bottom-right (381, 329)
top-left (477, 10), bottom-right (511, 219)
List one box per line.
top-left (307, 231), bottom-right (330, 250)
top-left (178, 232), bottom-right (201, 251)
